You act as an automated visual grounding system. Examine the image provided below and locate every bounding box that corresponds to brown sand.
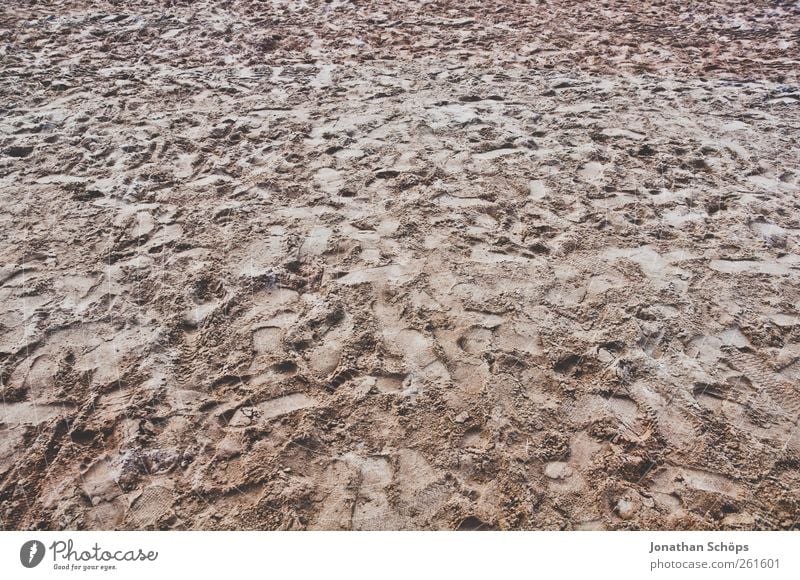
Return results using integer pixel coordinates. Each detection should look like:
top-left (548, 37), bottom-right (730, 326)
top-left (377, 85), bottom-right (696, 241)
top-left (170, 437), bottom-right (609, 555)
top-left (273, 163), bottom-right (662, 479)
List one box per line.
top-left (1, 1), bottom-right (799, 530)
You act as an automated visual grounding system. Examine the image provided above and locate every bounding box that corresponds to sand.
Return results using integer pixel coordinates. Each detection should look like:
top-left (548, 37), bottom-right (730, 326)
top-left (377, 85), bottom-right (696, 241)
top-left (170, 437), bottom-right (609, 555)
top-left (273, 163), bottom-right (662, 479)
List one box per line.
top-left (1, 0), bottom-right (799, 530)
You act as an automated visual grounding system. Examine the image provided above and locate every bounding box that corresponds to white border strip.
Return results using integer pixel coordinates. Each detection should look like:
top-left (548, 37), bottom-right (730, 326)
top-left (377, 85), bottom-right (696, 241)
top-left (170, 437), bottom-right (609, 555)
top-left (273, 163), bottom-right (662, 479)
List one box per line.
top-left (1, 531), bottom-right (798, 579)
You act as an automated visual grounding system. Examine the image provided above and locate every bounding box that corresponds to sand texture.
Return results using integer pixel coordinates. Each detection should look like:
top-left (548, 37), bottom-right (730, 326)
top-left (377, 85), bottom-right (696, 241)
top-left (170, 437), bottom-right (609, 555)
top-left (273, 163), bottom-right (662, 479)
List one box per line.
top-left (1, 1), bottom-right (799, 530)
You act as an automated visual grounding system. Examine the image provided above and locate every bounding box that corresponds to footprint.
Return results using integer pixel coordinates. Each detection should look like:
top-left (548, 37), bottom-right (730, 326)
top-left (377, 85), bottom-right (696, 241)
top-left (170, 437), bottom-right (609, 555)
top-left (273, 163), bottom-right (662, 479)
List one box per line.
top-left (256, 393), bottom-right (317, 421)
top-left (124, 485), bottom-right (174, 529)
top-left (457, 326), bottom-right (492, 356)
top-left (316, 167), bottom-right (344, 195)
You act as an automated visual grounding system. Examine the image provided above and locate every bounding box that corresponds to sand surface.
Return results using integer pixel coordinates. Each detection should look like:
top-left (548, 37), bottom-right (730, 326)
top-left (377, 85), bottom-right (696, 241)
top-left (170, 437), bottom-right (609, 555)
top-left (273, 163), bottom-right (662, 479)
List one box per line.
top-left (1, 1), bottom-right (799, 530)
